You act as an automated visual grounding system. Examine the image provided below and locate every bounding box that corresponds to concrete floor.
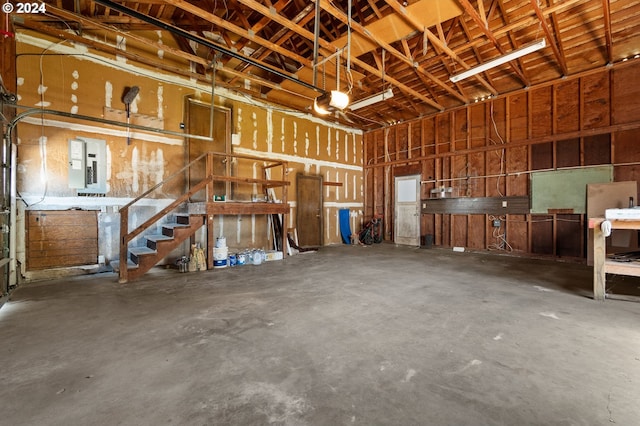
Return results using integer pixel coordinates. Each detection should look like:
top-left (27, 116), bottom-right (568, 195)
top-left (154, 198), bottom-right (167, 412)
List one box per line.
top-left (1, 245), bottom-right (639, 426)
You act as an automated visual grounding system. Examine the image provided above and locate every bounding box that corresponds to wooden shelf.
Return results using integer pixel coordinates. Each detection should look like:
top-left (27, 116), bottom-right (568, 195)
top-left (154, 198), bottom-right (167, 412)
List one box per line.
top-left (603, 259), bottom-right (640, 276)
top-left (190, 201), bottom-right (289, 215)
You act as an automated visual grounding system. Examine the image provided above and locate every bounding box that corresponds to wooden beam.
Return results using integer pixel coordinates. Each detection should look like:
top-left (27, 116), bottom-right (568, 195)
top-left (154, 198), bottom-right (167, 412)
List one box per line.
top-left (530, 0), bottom-right (569, 76)
top-left (477, 0), bottom-right (488, 29)
top-left (458, 17), bottom-right (496, 91)
top-left (457, 0), bottom-right (530, 85)
top-left (317, 0), bottom-right (450, 108)
top-left (227, 2), bottom-right (314, 84)
top-left (601, 0), bottom-right (614, 64)
top-left (163, 0), bottom-right (313, 68)
top-left (452, 0), bottom-right (583, 57)
top-left (495, 0), bottom-right (531, 87)
top-left (381, 0), bottom-right (495, 96)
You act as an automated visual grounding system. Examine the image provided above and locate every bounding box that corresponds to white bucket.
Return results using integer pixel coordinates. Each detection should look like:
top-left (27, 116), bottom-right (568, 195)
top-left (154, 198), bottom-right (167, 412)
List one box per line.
top-left (215, 237), bottom-right (227, 248)
top-left (213, 246), bottom-right (228, 260)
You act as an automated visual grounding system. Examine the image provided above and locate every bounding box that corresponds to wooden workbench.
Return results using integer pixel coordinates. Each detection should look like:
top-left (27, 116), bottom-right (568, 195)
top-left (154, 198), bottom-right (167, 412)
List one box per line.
top-left (589, 217), bottom-right (640, 301)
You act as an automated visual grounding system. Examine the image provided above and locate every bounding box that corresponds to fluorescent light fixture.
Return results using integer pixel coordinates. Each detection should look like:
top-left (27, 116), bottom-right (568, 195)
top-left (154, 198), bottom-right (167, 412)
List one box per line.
top-left (349, 88), bottom-right (394, 110)
top-left (313, 90), bottom-right (350, 115)
top-left (450, 39), bottom-right (546, 83)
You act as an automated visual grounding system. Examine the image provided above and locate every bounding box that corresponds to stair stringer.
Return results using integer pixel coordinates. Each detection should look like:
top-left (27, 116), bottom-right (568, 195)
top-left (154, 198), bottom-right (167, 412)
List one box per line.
top-left (126, 214), bottom-right (205, 281)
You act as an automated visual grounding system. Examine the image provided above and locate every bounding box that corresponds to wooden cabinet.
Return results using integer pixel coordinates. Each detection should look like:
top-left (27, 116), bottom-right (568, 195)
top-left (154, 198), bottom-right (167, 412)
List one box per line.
top-left (27, 210), bottom-right (98, 270)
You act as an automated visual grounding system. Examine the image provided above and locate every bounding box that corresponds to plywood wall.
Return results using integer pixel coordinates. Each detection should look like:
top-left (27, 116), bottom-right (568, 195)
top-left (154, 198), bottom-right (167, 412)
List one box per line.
top-left (12, 29), bottom-right (363, 273)
top-left (364, 63), bottom-right (640, 260)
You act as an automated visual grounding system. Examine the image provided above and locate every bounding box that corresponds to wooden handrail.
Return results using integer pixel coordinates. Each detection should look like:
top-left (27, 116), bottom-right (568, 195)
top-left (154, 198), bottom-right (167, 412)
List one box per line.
top-left (123, 177), bottom-right (213, 244)
top-left (119, 151), bottom-right (287, 213)
top-left (208, 174), bottom-right (290, 187)
top-left (120, 152), bottom-right (208, 212)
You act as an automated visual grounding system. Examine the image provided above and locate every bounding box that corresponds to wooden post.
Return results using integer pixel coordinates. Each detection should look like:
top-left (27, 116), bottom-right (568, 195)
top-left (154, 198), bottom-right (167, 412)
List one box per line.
top-left (119, 207), bottom-right (129, 283)
top-left (205, 152), bottom-right (214, 201)
top-left (592, 219), bottom-right (606, 301)
top-left (206, 214), bottom-right (214, 270)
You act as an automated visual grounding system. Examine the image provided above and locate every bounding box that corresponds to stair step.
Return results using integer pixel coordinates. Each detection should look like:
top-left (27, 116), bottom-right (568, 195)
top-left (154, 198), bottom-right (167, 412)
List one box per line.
top-left (129, 246), bottom-right (157, 264)
top-left (175, 214), bottom-right (191, 225)
top-left (110, 259), bottom-right (139, 272)
top-left (162, 223), bottom-right (191, 229)
top-left (130, 246), bottom-right (157, 255)
top-left (146, 234), bottom-right (174, 250)
top-left (119, 211), bottom-right (205, 282)
top-left (162, 222), bottom-right (192, 237)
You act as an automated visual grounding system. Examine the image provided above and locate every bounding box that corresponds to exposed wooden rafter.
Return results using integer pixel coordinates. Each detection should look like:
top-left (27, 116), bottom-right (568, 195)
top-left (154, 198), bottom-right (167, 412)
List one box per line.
top-left (530, 0), bottom-right (569, 76)
top-left (9, 0), bottom-right (640, 130)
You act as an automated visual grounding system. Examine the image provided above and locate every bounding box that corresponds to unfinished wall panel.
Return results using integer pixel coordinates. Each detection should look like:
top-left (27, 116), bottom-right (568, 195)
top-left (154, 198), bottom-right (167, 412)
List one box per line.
top-left (470, 104), bottom-right (485, 147)
top-left (531, 87), bottom-right (553, 138)
top-left (421, 118), bottom-right (435, 157)
top-left (506, 215), bottom-right (528, 252)
top-left (488, 98), bottom-right (507, 144)
top-left (556, 214), bottom-right (583, 258)
top-left (396, 124), bottom-right (409, 161)
top-left (361, 67), bottom-right (637, 260)
top-left (531, 142), bottom-right (553, 170)
top-left (556, 80), bottom-right (580, 133)
top-left (613, 130), bottom-right (640, 191)
top-left (506, 147), bottom-right (528, 194)
top-left (16, 29), bottom-right (363, 278)
top-left (584, 134), bottom-right (611, 165)
top-left (410, 122), bottom-right (421, 160)
top-left (531, 215), bottom-right (554, 254)
top-left (556, 139), bottom-right (580, 168)
top-left (468, 215), bottom-right (486, 249)
top-left (27, 210), bottom-right (98, 270)
top-left (436, 114), bottom-right (451, 154)
top-left (468, 152), bottom-right (485, 197)
top-left (582, 72), bottom-right (610, 129)
top-left (509, 92), bottom-right (528, 141)
top-left (454, 109), bottom-right (468, 151)
top-left (612, 65), bottom-right (640, 124)
top-left (451, 215), bottom-right (467, 247)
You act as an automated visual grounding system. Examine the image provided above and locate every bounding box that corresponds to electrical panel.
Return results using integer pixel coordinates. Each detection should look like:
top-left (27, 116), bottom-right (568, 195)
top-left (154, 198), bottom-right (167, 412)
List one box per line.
top-left (68, 138), bottom-right (107, 194)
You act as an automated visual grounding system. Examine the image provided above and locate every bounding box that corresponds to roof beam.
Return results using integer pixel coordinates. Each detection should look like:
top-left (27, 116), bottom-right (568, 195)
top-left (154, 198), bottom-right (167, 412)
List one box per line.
top-left (229, 3), bottom-right (316, 85)
top-left (457, 0), bottom-right (529, 85)
top-left (601, 0), bottom-right (614, 64)
top-left (381, 0), bottom-right (496, 95)
top-left (160, 0), bottom-right (312, 68)
top-left (494, 0), bottom-right (531, 87)
top-left (530, 0), bottom-right (568, 76)
top-left (317, 0), bottom-right (452, 108)
top-left (234, 0), bottom-right (448, 110)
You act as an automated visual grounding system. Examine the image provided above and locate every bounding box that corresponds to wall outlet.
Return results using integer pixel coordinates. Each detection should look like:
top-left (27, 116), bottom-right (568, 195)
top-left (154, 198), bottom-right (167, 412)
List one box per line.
top-left (492, 219), bottom-right (501, 227)
top-left (502, 201), bottom-right (508, 207)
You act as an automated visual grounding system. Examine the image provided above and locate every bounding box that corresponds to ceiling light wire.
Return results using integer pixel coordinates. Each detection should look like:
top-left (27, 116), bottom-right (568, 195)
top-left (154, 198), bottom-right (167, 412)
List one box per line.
top-left (346, 0), bottom-right (353, 93)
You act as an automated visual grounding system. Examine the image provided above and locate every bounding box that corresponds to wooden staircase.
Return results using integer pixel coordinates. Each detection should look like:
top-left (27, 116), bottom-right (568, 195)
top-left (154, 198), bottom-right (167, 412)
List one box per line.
top-left (114, 212), bottom-right (205, 281)
top-left (117, 151), bottom-right (290, 283)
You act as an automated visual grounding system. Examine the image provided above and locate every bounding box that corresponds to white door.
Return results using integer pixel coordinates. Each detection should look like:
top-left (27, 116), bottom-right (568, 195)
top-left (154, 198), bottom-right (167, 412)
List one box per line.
top-left (394, 175), bottom-right (420, 246)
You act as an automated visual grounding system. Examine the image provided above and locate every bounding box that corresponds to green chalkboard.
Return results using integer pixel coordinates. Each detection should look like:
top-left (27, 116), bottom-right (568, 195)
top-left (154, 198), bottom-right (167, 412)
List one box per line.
top-left (530, 165), bottom-right (613, 214)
